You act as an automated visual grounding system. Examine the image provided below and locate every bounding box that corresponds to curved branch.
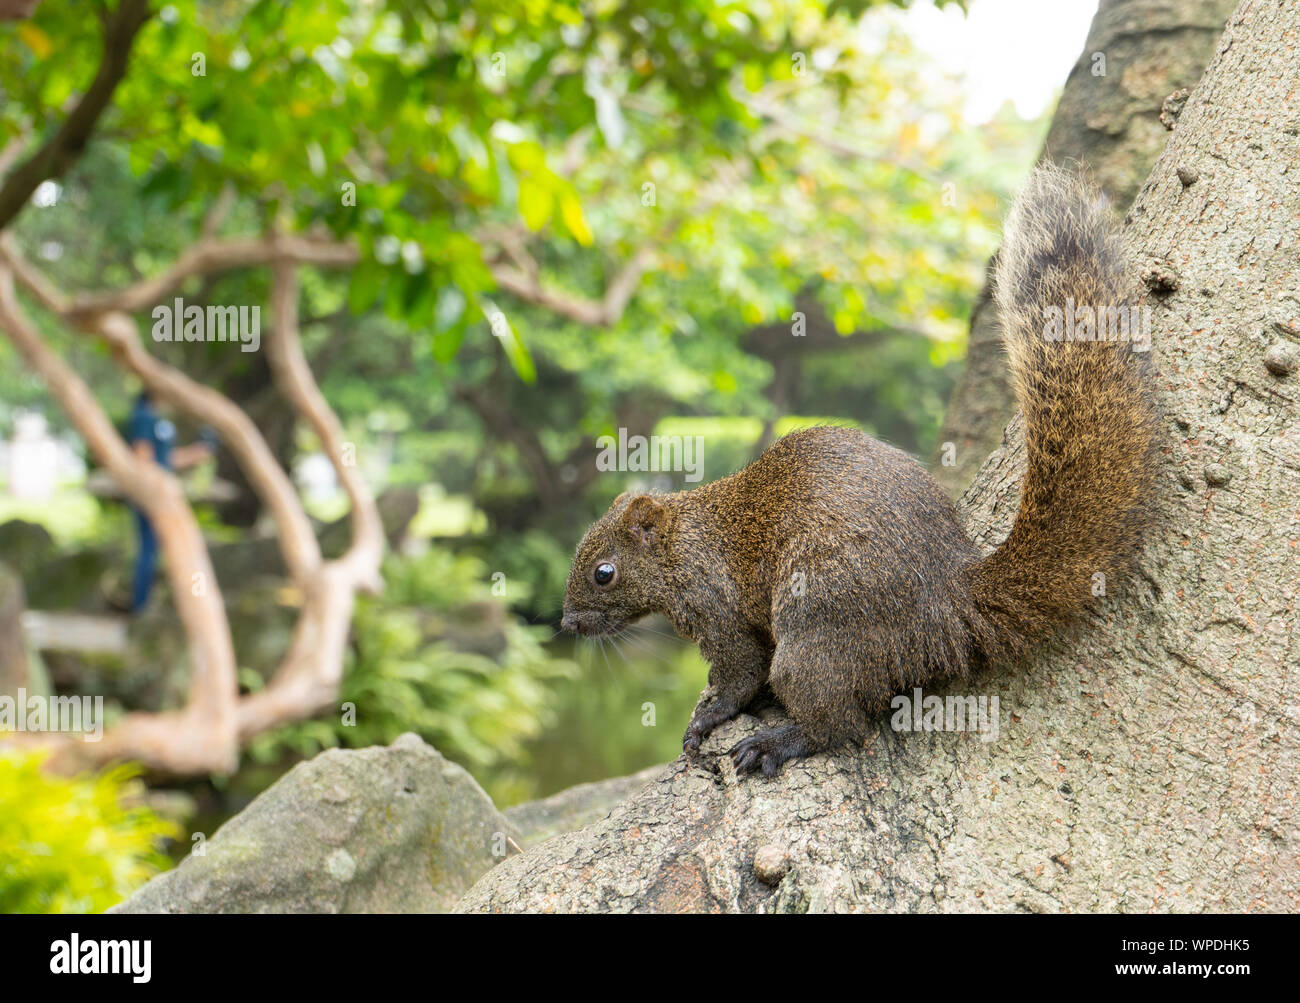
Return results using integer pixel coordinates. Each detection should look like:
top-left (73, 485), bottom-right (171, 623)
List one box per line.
top-left (0, 236), bottom-right (381, 772)
top-left (267, 257), bottom-right (383, 586)
top-left (0, 236), bottom-right (323, 583)
top-left (235, 257), bottom-right (385, 740)
top-left (0, 261), bottom-right (239, 774)
top-left (65, 233), bottom-right (359, 318)
top-left (0, 0), bottom-right (152, 230)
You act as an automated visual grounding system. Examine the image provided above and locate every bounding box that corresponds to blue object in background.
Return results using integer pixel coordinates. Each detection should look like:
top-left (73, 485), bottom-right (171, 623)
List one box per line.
top-left (131, 508), bottom-right (157, 614)
top-left (127, 393), bottom-right (175, 613)
top-left (128, 394), bottom-right (175, 470)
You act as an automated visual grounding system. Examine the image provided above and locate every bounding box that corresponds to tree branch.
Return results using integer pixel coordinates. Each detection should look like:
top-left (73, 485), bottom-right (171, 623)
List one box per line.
top-left (0, 259), bottom-right (239, 774)
top-left (267, 256), bottom-right (383, 587)
top-left (0, 1), bottom-right (43, 19)
top-left (64, 232), bottom-right (360, 318)
top-left (0, 0), bottom-right (152, 230)
top-left (235, 256), bottom-right (385, 740)
top-left (483, 245), bottom-right (656, 328)
top-left (0, 234), bottom-right (382, 772)
top-left (0, 235), bottom-right (324, 584)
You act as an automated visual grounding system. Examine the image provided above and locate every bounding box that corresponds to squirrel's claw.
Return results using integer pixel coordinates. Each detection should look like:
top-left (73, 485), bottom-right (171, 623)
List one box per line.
top-left (729, 724), bottom-right (812, 778)
top-left (682, 697), bottom-right (742, 753)
top-left (729, 737), bottom-right (767, 775)
top-left (682, 723), bottom-right (704, 753)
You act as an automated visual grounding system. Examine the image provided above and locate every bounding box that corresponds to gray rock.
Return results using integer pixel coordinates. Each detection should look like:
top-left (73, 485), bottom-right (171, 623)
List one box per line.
top-left (0, 562), bottom-right (29, 691)
top-left (505, 764), bottom-right (664, 845)
top-left (112, 734), bottom-right (519, 913)
top-left (0, 521), bottom-right (54, 580)
top-left (752, 844), bottom-right (790, 886)
top-left (1263, 340), bottom-right (1297, 376)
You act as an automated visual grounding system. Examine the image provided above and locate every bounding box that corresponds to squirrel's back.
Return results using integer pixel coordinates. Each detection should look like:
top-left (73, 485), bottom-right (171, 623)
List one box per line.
top-left (716, 425), bottom-right (976, 571)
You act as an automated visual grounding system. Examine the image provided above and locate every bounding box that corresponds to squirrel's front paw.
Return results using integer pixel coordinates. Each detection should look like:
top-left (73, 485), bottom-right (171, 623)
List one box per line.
top-left (682, 716), bottom-right (710, 753)
top-left (682, 698), bottom-right (738, 753)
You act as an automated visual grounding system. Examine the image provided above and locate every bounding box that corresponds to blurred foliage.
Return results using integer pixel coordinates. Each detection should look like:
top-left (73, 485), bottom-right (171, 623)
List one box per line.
top-left (0, 491), bottom-right (123, 547)
top-left (2, 0), bottom-right (1034, 445)
top-left (0, 751), bottom-right (177, 914)
top-left (3, 0), bottom-right (974, 361)
top-left (1, 0), bottom-right (1044, 595)
top-left (245, 548), bottom-right (578, 804)
top-left (528, 633), bottom-right (708, 794)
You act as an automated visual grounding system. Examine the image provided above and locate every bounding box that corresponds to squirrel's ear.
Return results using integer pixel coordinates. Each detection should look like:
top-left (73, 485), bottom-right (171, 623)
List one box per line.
top-left (620, 494), bottom-right (668, 547)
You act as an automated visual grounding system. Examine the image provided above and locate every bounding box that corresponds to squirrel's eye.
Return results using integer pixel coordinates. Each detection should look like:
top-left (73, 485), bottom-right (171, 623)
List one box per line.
top-left (593, 562), bottom-right (617, 587)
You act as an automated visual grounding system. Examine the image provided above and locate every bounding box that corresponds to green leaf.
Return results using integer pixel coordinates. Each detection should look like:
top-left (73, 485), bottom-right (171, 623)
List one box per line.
top-left (432, 324), bottom-right (467, 363)
top-left (483, 303), bottom-right (536, 383)
top-left (518, 174), bottom-right (553, 232)
top-left (558, 190), bottom-right (593, 246)
top-left (434, 285), bottom-right (466, 333)
top-left (347, 258), bottom-right (386, 315)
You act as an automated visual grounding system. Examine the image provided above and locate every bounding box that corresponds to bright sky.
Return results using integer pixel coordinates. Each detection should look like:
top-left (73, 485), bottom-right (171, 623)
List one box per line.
top-left (899, 0), bottom-right (1100, 123)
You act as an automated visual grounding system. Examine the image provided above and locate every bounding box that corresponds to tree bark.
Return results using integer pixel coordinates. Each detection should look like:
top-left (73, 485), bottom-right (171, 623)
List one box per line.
top-left (456, 0), bottom-right (1299, 913)
top-left (932, 0), bottom-right (1238, 498)
top-left (0, 1), bottom-right (41, 21)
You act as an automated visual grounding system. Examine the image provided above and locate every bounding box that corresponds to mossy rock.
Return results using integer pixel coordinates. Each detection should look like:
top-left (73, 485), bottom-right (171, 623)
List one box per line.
top-left (111, 734), bottom-right (520, 914)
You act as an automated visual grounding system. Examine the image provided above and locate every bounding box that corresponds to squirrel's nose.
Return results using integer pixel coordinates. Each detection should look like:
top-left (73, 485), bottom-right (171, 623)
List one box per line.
top-left (562, 610), bottom-right (601, 635)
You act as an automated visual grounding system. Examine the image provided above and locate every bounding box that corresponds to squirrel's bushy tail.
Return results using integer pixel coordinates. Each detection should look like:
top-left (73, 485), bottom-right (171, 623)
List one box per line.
top-left (967, 164), bottom-right (1159, 659)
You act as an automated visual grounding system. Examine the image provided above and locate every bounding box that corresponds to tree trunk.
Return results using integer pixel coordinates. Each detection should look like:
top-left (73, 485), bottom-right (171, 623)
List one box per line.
top-left (932, 0), bottom-right (1238, 498)
top-left (456, 0), bottom-right (1299, 913)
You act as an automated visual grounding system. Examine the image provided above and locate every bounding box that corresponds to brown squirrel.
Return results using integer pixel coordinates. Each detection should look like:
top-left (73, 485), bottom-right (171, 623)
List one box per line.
top-left (561, 165), bottom-right (1159, 777)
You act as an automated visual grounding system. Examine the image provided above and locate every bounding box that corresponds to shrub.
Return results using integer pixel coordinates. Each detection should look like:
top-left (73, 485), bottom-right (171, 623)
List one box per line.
top-left (0, 751), bottom-right (177, 913)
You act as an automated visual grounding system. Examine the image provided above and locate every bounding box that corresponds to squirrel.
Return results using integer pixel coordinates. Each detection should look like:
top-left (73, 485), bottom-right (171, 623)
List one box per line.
top-left (560, 165), bottom-right (1160, 777)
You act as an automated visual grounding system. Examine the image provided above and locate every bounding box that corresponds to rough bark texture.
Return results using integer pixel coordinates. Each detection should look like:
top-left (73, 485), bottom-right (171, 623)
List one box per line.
top-left (456, 0), bottom-right (1299, 913)
top-left (933, 0), bottom-right (1238, 498)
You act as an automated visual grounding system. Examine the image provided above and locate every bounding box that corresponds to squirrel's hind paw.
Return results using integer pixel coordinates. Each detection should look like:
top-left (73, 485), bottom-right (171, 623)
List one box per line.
top-left (729, 724), bottom-right (812, 778)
